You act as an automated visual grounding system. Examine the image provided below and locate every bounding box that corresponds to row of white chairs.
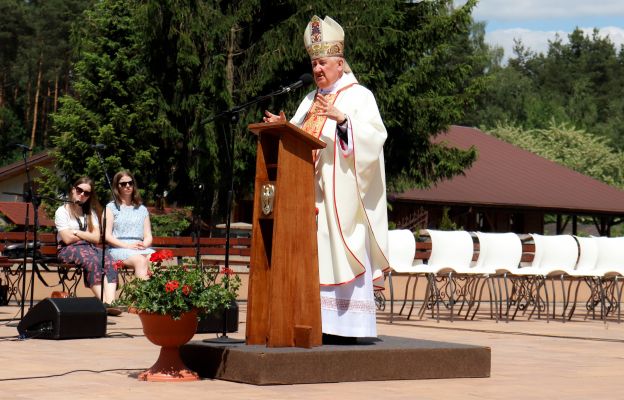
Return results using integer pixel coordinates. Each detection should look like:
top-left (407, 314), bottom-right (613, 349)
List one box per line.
top-left (386, 229), bottom-right (624, 323)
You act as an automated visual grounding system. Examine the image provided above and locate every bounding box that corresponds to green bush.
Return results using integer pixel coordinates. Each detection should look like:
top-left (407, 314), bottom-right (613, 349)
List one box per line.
top-left (150, 208), bottom-right (191, 237)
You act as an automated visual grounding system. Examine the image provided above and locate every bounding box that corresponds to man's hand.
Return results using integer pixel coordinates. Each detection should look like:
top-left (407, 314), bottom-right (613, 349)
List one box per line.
top-left (316, 94), bottom-right (346, 123)
top-left (263, 110), bottom-right (286, 123)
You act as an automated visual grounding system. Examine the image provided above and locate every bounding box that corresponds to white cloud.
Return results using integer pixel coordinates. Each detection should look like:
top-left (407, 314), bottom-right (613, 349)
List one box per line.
top-left (453, 1), bottom-right (624, 62)
top-left (595, 26), bottom-right (624, 49)
top-left (486, 27), bottom-right (624, 63)
top-left (470, 0), bottom-right (624, 21)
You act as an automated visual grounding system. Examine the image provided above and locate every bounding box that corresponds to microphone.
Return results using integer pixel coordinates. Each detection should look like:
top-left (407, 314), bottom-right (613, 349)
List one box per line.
top-left (199, 73), bottom-right (314, 126)
top-left (279, 73), bottom-right (314, 94)
top-left (11, 143), bottom-right (31, 151)
top-left (90, 143), bottom-right (107, 150)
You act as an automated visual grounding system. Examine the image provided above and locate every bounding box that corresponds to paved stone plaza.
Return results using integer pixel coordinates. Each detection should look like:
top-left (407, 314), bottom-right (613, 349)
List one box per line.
top-left (1, 302), bottom-right (623, 399)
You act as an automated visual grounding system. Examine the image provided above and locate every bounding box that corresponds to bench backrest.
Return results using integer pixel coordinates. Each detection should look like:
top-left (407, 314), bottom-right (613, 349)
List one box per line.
top-left (415, 239), bottom-right (535, 263)
top-left (0, 232), bottom-right (251, 261)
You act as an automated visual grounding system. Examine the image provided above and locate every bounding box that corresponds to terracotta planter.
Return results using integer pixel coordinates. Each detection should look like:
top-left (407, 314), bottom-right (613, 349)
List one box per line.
top-left (138, 309), bottom-right (200, 382)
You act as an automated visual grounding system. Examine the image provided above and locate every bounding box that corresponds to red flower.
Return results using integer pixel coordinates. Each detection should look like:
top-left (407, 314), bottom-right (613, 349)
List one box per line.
top-left (221, 267), bottom-right (233, 276)
top-left (113, 260), bottom-right (124, 271)
top-left (165, 280), bottom-right (179, 293)
top-left (182, 285), bottom-right (192, 296)
top-left (150, 249), bottom-right (174, 263)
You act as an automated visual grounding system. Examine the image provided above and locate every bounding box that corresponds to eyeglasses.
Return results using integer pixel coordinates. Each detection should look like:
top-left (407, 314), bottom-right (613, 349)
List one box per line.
top-left (74, 186), bottom-right (91, 197)
top-left (118, 180), bottom-right (134, 188)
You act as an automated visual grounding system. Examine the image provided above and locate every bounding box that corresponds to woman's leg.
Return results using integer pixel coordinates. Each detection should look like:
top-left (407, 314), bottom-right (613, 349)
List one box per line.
top-left (125, 254), bottom-right (150, 280)
top-left (84, 275), bottom-right (116, 304)
top-left (90, 284), bottom-right (102, 300)
top-left (58, 243), bottom-right (119, 300)
top-left (103, 280), bottom-right (117, 304)
top-left (88, 283), bottom-right (116, 305)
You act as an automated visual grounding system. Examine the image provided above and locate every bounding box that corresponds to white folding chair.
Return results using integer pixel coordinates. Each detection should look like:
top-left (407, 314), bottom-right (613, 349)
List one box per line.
top-left (497, 234), bottom-right (577, 322)
top-left (494, 235), bottom-right (542, 323)
top-left (593, 236), bottom-right (624, 322)
top-left (529, 234), bottom-right (579, 322)
top-left (385, 229), bottom-right (418, 323)
top-left (566, 236), bottom-right (600, 321)
top-left (470, 232), bottom-right (522, 321)
top-left (421, 229), bottom-right (474, 322)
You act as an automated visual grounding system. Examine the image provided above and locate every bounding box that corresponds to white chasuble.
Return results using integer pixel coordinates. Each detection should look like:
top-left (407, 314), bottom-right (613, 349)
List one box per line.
top-left (291, 72), bottom-right (389, 337)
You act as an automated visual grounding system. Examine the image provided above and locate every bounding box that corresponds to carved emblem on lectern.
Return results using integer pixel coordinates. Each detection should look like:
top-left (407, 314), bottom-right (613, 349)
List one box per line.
top-left (261, 183), bottom-right (275, 215)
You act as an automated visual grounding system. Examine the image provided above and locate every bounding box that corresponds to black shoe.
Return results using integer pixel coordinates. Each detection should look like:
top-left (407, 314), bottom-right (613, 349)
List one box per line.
top-left (322, 333), bottom-right (358, 345)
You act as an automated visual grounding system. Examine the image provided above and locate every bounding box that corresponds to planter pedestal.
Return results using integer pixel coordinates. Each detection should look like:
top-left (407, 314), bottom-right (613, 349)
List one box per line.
top-left (139, 310), bottom-right (199, 382)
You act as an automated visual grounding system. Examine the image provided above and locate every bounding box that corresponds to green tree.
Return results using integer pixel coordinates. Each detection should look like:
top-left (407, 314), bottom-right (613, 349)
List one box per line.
top-left (135, 0), bottom-right (233, 215)
top-left (489, 121), bottom-right (624, 188)
top-left (0, 107), bottom-right (27, 165)
top-left (0, 0), bottom-right (31, 163)
top-left (0, 0), bottom-right (29, 107)
top-left (40, 0), bottom-right (159, 202)
top-left (45, 0), bottom-right (485, 224)
top-left (351, 0), bottom-right (483, 191)
top-left (476, 28), bottom-right (624, 151)
top-left (137, 0), bottom-right (484, 206)
top-left (0, 0), bottom-right (93, 163)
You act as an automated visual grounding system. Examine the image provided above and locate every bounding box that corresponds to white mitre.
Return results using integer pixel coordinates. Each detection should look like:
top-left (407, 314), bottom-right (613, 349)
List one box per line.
top-left (303, 15), bottom-right (344, 60)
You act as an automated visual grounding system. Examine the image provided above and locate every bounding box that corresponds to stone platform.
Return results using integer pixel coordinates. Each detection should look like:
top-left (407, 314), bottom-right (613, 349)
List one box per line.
top-left (180, 335), bottom-right (490, 385)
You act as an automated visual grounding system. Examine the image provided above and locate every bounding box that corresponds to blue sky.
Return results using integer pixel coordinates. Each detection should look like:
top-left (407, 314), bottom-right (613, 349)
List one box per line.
top-left (458, 0), bottom-right (624, 62)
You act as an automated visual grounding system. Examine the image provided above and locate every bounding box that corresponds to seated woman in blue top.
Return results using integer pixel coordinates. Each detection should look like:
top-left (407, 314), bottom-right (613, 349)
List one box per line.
top-left (105, 171), bottom-right (154, 279)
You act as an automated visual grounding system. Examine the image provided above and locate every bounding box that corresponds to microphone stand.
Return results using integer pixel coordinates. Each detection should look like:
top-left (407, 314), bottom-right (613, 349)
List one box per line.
top-left (22, 148), bottom-right (38, 319)
top-left (202, 113), bottom-right (244, 344)
top-left (1, 148), bottom-right (41, 322)
top-left (201, 80), bottom-right (305, 344)
top-left (2, 194), bottom-right (77, 327)
top-left (4, 146), bottom-right (116, 325)
top-left (92, 148), bottom-right (116, 305)
top-left (191, 152), bottom-right (204, 265)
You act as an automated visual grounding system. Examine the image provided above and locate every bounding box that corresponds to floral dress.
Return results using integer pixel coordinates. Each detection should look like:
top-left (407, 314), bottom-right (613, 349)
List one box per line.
top-left (55, 205), bottom-right (117, 288)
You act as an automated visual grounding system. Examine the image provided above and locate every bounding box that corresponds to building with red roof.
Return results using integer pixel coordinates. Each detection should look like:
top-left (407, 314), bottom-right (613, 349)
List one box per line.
top-left (0, 152), bottom-right (56, 230)
top-left (390, 126), bottom-right (624, 235)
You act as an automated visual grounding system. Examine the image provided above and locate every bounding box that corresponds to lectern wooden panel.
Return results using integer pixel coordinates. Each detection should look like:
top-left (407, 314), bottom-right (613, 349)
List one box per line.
top-left (246, 121), bottom-right (326, 347)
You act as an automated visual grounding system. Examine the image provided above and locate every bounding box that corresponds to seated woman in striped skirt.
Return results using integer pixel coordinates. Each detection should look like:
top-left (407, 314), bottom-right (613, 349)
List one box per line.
top-left (104, 170), bottom-right (154, 279)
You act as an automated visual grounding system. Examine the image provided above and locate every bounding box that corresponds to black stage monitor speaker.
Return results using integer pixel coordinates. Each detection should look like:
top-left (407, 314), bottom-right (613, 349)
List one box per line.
top-left (196, 301), bottom-right (239, 333)
top-left (17, 297), bottom-right (106, 339)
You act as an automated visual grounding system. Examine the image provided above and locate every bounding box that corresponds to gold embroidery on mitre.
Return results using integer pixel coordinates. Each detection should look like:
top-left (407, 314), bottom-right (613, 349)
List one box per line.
top-left (308, 42), bottom-right (344, 59)
top-left (310, 16), bottom-right (322, 43)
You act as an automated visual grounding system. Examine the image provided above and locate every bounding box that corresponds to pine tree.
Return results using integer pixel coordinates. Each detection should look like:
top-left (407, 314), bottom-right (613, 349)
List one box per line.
top-left (45, 0), bottom-right (485, 221)
top-left (40, 0), bottom-right (159, 201)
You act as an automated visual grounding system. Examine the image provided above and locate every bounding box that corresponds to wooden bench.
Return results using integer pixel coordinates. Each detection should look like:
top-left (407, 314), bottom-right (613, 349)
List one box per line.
top-left (152, 236), bottom-right (251, 266)
top-left (116, 236), bottom-right (251, 288)
top-left (0, 232), bottom-right (83, 303)
top-left (0, 231), bottom-right (252, 301)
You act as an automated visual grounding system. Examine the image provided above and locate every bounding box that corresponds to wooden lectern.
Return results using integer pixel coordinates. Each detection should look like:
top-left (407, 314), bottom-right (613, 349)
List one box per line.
top-left (246, 120), bottom-right (326, 348)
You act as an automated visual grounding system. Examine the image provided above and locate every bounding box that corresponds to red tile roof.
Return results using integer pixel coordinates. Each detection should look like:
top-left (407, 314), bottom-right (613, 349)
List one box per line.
top-left (393, 126), bottom-right (624, 215)
top-left (0, 151), bottom-right (53, 181)
top-left (0, 202), bottom-right (55, 227)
